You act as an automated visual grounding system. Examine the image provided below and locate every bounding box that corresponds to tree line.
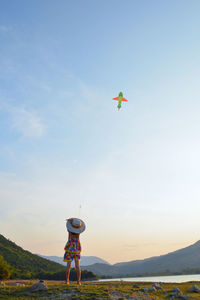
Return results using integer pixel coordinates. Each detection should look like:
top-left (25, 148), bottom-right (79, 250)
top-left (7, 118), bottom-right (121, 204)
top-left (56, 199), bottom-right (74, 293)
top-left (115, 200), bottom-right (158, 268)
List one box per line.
top-left (0, 254), bottom-right (97, 281)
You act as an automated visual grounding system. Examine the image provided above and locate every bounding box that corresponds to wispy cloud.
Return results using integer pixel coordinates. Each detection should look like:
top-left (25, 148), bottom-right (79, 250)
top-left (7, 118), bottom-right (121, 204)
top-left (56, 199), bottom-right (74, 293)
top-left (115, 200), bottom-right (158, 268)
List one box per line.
top-left (10, 107), bottom-right (45, 137)
top-left (123, 243), bottom-right (158, 249)
top-left (0, 102), bottom-right (46, 137)
top-left (0, 25), bottom-right (12, 34)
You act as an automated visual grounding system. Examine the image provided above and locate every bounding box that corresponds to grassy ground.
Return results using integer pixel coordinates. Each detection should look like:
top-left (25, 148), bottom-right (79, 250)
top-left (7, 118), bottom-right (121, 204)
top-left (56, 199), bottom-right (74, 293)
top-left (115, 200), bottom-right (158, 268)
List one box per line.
top-left (0, 280), bottom-right (200, 299)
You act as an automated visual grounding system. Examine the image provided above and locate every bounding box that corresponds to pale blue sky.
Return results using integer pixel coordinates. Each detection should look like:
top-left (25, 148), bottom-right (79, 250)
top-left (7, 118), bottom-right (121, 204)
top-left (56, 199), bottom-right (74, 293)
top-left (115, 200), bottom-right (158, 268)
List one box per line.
top-left (1, 0), bottom-right (200, 263)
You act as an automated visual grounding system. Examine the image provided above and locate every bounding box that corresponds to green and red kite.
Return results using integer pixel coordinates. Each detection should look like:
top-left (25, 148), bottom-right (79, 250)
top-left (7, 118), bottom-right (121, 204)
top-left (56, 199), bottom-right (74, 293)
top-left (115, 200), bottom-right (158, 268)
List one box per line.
top-left (113, 92), bottom-right (128, 110)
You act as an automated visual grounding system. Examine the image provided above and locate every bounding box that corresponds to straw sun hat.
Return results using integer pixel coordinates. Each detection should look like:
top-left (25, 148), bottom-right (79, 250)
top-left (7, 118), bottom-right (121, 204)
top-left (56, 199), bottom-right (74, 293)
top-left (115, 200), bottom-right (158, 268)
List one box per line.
top-left (66, 218), bottom-right (86, 234)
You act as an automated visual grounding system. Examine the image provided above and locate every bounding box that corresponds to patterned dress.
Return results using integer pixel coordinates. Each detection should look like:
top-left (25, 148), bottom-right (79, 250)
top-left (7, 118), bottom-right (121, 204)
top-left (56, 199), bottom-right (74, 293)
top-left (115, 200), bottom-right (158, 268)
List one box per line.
top-left (63, 235), bottom-right (81, 262)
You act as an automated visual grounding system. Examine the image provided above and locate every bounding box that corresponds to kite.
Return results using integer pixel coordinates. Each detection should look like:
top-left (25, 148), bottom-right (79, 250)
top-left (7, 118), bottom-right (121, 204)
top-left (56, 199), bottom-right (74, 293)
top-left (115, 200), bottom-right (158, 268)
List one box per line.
top-left (113, 92), bottom-right (128, 110)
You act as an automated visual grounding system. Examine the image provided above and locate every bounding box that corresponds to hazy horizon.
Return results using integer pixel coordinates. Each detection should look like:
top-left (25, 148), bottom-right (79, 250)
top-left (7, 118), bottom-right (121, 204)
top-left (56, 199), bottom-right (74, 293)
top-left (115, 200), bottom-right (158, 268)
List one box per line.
top-left (2, 232), bottom-right (199, 265)
top-left (1, 0), bottom-right (200, 264)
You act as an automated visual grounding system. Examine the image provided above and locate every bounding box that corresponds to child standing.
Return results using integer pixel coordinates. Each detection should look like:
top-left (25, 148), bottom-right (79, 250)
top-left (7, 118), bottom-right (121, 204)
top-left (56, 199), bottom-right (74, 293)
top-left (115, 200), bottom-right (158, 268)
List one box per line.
top-left (63, 218), bottom-right (86, 285)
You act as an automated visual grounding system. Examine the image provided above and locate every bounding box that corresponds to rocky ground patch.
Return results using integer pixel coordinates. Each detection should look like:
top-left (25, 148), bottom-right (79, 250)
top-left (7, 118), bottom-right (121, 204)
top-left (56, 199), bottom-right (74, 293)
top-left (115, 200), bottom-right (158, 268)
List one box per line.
top-left (0, 280), bottom-right (200, 299)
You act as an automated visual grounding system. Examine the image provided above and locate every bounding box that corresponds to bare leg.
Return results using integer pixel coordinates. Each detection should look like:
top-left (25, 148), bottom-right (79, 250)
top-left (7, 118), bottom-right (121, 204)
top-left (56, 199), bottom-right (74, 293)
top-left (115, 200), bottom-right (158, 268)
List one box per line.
top-left (66, 262), bottom-right (71, 284)
top-left (75, 260), bottom-right (81, 285)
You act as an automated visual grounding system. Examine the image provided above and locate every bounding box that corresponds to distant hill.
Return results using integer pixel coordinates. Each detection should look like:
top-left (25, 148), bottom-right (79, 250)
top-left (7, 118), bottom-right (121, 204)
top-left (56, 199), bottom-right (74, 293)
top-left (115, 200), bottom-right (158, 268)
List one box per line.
top-left (39, 255), bottom-right (110, 267)
top-left (82, 240), bottom-right (200, 277)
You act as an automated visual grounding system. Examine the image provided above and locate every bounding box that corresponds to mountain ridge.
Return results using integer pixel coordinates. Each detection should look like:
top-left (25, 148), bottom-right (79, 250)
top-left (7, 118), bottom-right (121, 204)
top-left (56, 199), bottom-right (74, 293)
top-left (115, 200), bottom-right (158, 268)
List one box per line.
top-left (39, 254), bottom-right (110, 266)
top-left (0, 234), bottom-right (64, 278)
top-left (114, 240), bottom-right (200, 267)
top-left (82, 240), bottom-right (200, 277)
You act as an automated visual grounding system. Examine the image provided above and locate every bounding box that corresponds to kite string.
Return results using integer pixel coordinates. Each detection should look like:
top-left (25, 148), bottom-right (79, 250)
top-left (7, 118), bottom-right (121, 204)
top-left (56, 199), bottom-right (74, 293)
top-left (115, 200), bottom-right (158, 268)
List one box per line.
top-left (78, 204), bottom-right (82, 218)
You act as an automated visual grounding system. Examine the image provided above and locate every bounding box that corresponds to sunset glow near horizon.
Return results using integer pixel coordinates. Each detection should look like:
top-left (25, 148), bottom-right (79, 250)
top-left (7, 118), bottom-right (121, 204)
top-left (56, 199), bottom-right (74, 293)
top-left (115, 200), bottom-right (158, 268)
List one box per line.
top-left (1, 0), bottom-right (200, 264)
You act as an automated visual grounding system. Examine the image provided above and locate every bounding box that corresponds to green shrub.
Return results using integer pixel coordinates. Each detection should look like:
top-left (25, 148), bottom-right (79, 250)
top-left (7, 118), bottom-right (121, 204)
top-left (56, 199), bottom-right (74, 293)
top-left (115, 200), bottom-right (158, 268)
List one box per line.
top-left (0, 255), bottom-right (11, 280)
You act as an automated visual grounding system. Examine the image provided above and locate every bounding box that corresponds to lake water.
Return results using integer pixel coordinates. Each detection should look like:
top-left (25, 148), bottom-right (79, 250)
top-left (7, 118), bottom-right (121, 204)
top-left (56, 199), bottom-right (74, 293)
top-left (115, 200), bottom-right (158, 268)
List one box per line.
top-left (99, 274), bottom-right (200, 283)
